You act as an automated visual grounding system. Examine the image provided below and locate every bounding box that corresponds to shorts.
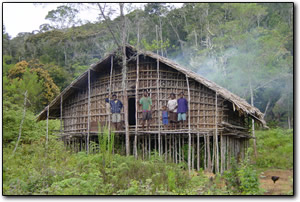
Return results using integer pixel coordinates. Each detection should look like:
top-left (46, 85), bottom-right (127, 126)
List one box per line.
top-left (112, 113), bottom-right (121, 123)
top-left (169, 111), bottom-right (177, 123)
top-left (178, 113), bottom-right (186, 121)
top-left (162, 118), bottom-right (168, 125)
top-left (142, 111), bottom-right (152, 121)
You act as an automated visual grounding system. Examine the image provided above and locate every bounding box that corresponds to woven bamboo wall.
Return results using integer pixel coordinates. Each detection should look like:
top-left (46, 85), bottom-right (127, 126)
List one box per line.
top-left (62, 55), bottom-right (248, 134)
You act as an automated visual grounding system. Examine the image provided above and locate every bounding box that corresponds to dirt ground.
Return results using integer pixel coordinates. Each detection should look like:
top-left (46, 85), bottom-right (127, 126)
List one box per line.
top-left (259, 169), bottom-right (293, 195)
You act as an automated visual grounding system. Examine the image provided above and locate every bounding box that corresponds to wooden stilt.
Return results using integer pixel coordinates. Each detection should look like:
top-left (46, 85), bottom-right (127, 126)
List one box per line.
top-left (154, 134), bottom-right (157, 155)
top-left (108, 56), bottom-right (113, 148)
top-left (197, 133), bottom-right (200, 171)
top-left (207, 135), bottom-right (211, 172)
top-left (87, 69), bottom-right (91, 154)
top-left (169, 134), bottom-right (171, 161)
top-left (60, 95), bottom-right (63, 134)
top-left (172, 135), bottom-right (175, 163)
top-left (186, 75), bottom-right (191, 174)
top-left (165, 134), bottom-right (167, 162)
top-left (192, 135), bottom-right (195, 170)
top-left (220, 133), bottom-right (224, 174)
top-left (135, 23), bottom-right (140, 154)
top-left (212, 135), bottom-right (215, 172)
top-left (165, 134), bottom-right (168, 162)
top-left (156, 25), bottom-right (161, 156)
top-left (182, 136), bottom-right (184, 162)
top-left (142, 135), bottom-right (145, 160)
top-left (204, 133), bottom-right (207, 170)
top-left (175, 135), bottom-right (177, 164)
top-left (46, 105), bottom-right (49, 145)
top-left (149, 134), bottom-right (151, 159)
top-left (215, 92), bottom-right (219, 173)
top-left (134, 134), bottom-right (137, 159)
top-left (145, 134), bottom-right (148, 157)
top-left (178, 134), bottom-right (181, 163)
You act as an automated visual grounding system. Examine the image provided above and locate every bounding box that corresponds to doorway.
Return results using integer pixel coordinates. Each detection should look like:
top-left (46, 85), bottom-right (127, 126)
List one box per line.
top-left (128, 97), bottom-right (136, 125)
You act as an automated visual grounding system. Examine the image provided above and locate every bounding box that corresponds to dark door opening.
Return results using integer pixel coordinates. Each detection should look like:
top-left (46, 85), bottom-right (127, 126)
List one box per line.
top-left (128, 97), bottom-right (136, 125)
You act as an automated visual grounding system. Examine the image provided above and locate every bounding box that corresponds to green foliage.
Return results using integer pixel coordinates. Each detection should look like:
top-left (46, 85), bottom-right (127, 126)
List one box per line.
top-left (6, 60), bottom-right (60, 111)
top-left (3, 100), bottom-right (59, 146)
top-left (252, 128), bottom-right (293, 169)
top-left (223, 156), bottom-right (263, 195)
top-left (45, 5), bottom-right (81, 29)
top-left (4, 69), bottom-right (43, 112)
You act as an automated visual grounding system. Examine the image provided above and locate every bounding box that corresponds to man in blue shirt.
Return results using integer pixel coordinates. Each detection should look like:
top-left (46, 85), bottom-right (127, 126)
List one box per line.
top-left (110, 94), bottom-right (123, 130)
top-left (177, 92), bottom-right (188, 128)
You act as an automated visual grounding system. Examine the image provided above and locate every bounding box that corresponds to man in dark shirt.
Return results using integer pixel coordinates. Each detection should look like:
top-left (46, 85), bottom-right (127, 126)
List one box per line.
top-left (177, 92), bottom-right (188, 128)
top-left (110, 94), bottom-right (123, 130)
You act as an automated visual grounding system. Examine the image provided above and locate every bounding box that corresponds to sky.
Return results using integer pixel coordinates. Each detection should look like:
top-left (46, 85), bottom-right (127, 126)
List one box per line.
top-left (3, 2), bottom-right (183, 39)
top-left (3, 3), bottom-right (100, 38)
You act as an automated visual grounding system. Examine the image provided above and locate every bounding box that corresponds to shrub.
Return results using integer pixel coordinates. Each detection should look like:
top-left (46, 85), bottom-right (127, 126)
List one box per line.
top-left (253, 128), bottom-right (293, 169)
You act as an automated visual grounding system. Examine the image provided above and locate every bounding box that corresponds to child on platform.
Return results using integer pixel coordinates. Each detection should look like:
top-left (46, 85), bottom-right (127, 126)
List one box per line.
top-left (161, 106), bottom-right (169, 129)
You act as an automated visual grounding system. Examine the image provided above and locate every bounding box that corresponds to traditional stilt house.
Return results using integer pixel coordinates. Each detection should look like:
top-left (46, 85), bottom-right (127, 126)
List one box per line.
top-left (37, 45), bottom-right (267, 173)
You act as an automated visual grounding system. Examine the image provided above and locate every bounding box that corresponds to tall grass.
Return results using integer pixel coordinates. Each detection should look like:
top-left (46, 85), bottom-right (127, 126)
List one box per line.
top-left (251, 128), bottom-right (293, 169)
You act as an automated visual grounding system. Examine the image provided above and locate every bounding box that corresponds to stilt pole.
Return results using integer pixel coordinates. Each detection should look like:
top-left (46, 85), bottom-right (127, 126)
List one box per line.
top-left (197, 133), bottom-right (200, 171)
top-left (87, 69), bottom-right (91, 154)
top-left (215, 92), bottom-right (219, 173)
top-left (60, 95), bottom-right (63, 134)
top-left (46, 105), bottom-right (49, 145)
top-left (186, 75), bottom-right (191, 174)
top-left (155, 25), bottom-right (162, 156)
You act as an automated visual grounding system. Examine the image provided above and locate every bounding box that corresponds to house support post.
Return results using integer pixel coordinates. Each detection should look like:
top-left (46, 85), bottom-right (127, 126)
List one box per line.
top-left (87, 69), bottom-right (91, 154)
top-left (134, 52), bottom-right (139, 159)
top-left (197, 133), bottom-right (200, 171)
top-left (186, 75), bottom-right (191, 174)
top-left (215, 92), bottom-right (219, 173)
top-left (46, 105), bottom-right (49, 145)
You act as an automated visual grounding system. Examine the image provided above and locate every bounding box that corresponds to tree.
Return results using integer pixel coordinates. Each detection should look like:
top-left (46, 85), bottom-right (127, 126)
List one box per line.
top-left (7, 60), bottom-right (60, 111)
top-left (45, 5), bottom-right (81, 29)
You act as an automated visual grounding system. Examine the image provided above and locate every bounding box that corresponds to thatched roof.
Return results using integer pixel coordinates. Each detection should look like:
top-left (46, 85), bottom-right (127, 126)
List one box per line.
top-left (37, 45), bottom-right (267, 127)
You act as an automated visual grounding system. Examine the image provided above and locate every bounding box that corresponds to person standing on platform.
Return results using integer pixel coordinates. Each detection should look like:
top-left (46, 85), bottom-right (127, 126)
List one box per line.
top-left (167, 93), bottom-right (178, 130)
top-left (161, 105), bottom-right (169, 130)
top-left (177, 92), bottom-right (188, 128)
top-left (139, 90), bottom-right (152, 131)
top-left (110, 94), bottom-right (123, 130)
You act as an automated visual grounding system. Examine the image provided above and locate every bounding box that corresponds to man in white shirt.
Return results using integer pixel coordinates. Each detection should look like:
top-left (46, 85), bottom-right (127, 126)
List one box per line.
top-left (167, 93), bottom-right (177, 129)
